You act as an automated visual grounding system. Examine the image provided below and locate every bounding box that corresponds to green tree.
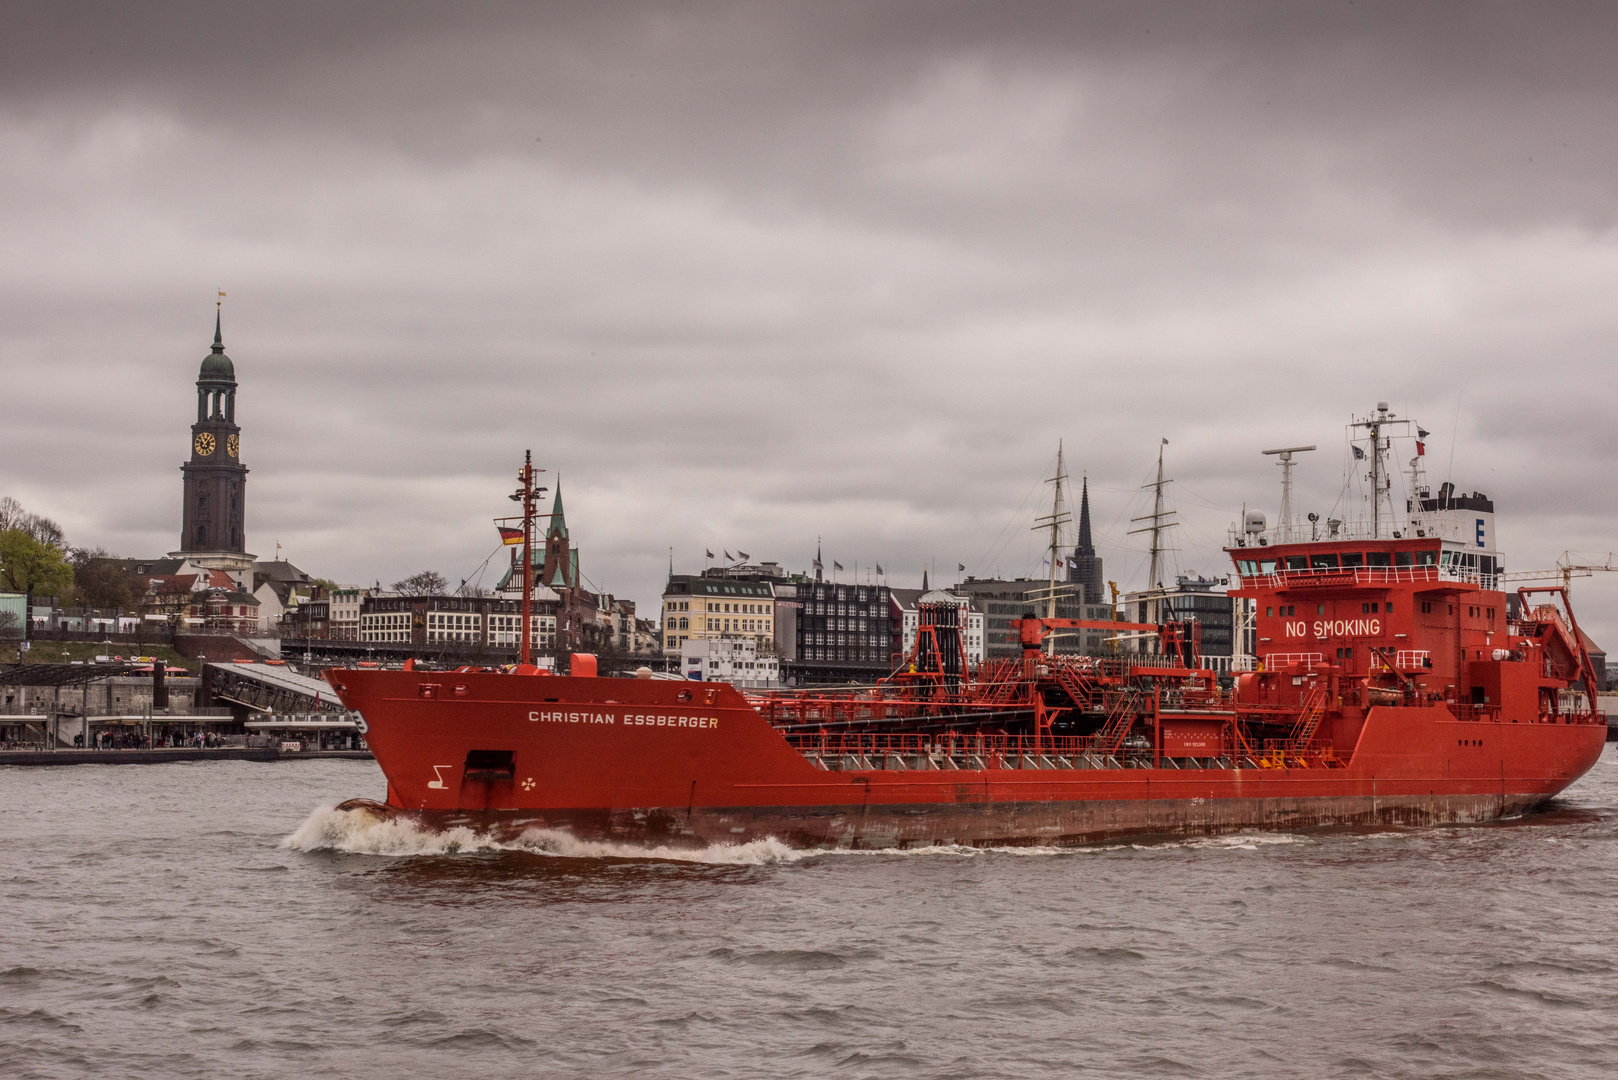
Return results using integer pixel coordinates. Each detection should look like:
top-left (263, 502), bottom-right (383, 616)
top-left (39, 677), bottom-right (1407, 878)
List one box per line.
top-left (70, 549), bottom-right (140, 609)
top-left (0, 529), bottom-right (75, 598)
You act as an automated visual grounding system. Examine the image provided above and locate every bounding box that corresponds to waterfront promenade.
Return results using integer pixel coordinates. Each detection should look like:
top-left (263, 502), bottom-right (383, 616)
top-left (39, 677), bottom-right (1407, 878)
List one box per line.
top-left (0, 746), bottom-right (372, 766)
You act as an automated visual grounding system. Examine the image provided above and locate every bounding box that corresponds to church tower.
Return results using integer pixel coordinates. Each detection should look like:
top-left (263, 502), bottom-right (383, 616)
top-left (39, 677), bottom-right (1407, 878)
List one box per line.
top-left (173, 311), bottom-right (253, 571)
top-left (1067, 474), bottom-right (1104, 604)
top-left (539, 479), bottom-right (577, 589)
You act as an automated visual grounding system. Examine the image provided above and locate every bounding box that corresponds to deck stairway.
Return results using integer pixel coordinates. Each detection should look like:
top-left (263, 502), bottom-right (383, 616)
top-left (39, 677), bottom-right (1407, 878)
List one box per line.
top-left (1051, 660), bottom-right (1098, 711)
top-left (1095, 690), bottom-right (1141, 753)
top-left (1286, 687), bottom-right (1327, 753)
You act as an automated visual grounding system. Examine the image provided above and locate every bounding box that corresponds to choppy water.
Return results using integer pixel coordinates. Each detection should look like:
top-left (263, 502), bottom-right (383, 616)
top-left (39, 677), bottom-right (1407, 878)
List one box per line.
top-left (3, 750), bottom-right (1617, 1079)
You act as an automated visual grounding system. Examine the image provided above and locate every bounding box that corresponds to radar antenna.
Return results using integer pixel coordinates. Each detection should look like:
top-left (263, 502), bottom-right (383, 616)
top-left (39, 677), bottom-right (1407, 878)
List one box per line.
top-left (1261, 445), bottom-right (1315, 542)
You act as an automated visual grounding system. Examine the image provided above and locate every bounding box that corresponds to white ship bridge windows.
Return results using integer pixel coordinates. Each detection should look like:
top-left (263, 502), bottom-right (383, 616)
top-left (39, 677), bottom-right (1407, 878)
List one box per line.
top-left (1438, 550), bottom-right (1498, 582)
top-left (1247, 549), bottom-right (1442, 578)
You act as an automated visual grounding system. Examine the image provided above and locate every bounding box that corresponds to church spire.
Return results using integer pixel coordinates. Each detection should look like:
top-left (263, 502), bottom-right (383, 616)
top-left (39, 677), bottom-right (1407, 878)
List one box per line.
top-left (921, 566), bottom-right (929, 592)
top-left (1077, 473), bottom-right (1094, 556)
top-left (213, 308), bottom-right (224, 351)
top-left (549, 477), bottom-right (568, 539)
top-left (1068, 471), bottom-right (1103, 603)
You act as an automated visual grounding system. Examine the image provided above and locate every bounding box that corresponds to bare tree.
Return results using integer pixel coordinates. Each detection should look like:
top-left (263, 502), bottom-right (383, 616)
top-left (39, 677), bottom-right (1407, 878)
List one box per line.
top-left (0, 496), bottom-right (66, 549)
top-left (392, 570), bottom-right (448, 595)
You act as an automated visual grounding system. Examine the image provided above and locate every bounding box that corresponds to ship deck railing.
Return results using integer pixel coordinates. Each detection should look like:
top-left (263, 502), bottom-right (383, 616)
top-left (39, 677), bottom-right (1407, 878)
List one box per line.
top-left (1236, 566), bottom-right (1501, 591)
top-left (1370, 650), bottom-right (1432, 673)
top-left (1263, 652), bottom-right (1326, 671)
top-left (1451, 702), bottom-right (1604, 726)
top-left (785, 730), bottom-right (1348, 772)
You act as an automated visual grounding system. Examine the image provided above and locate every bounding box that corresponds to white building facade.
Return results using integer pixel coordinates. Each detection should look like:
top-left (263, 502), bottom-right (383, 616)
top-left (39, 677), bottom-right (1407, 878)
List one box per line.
top-left (680, 636), bottom-right (781, 688)
top-left (661, 575), bottom-right (777, 657)
top-left (896, 589), bottom-right (986, 668)
top-left (328, 586), bottom-right (365, 640)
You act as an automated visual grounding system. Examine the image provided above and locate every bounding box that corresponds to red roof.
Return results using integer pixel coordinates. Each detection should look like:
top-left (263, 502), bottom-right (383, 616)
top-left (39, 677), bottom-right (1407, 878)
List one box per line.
top-left (1577, 627), bottom-right (1605, 657)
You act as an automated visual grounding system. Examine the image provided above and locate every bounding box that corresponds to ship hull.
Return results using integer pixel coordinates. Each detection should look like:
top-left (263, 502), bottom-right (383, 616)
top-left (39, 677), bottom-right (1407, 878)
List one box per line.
top-left (366, 791), bottom-right (1563, 850)
top-left (329, 670), bottom-right (1604, 849)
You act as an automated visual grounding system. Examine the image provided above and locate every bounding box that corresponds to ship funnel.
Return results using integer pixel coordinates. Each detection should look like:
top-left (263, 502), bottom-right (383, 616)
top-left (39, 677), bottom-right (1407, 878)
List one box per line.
top-left (1244, 510), bottom-right (1266, 534)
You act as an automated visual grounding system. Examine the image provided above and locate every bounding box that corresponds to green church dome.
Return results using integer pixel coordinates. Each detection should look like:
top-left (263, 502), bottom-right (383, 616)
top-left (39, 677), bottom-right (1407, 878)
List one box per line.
top-left (198, 311), bottom-right (235, 382)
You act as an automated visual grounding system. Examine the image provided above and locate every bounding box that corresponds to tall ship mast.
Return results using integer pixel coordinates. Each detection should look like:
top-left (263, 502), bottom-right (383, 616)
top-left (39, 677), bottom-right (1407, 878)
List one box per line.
top-left (329, 414), bottom-right (1605, 849)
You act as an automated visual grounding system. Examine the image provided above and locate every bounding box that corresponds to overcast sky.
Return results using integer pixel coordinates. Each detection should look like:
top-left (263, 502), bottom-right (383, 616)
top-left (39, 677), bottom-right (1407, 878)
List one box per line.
top-left (3, 2), bottom-right (1615, 643)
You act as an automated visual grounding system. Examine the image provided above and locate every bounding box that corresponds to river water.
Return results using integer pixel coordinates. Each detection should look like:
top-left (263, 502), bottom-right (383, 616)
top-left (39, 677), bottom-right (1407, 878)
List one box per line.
top-left (3, 750), bottom-right (1616, 1079)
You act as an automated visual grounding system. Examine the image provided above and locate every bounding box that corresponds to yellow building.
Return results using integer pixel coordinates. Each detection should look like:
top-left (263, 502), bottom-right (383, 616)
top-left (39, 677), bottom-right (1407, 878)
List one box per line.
top-left (661, 575), bottom-right (775, 657)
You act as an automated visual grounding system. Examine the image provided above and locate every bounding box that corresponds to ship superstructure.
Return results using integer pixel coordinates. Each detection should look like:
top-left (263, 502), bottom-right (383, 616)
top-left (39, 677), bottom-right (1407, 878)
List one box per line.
top-left (329, 409), bottom-right (1605, 848)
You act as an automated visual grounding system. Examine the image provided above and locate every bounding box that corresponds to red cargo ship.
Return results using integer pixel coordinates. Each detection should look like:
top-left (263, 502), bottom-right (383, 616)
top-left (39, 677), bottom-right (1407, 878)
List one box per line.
top-left (328, 412), bottom-right (1606, 848)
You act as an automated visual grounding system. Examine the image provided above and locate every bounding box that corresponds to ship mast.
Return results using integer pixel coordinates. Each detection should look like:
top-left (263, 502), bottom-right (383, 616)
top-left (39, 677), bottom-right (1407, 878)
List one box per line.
top-left (1129, 439), bottom-right (1176, 630)
top-left (514, 450), bottom-right (541, 667)
top-left (1350, 402), bottom-right (1405, 539)
top-left (1032, 441), bottom-right (1072, 657)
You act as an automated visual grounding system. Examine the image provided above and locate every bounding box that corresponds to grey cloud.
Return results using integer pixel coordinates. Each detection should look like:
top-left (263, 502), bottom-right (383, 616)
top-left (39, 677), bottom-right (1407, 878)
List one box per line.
top-left (2, 2), bottom-right (1616, 643)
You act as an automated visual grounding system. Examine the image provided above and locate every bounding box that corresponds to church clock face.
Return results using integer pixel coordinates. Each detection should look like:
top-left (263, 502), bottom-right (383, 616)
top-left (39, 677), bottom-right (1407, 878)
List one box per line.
top-left (194, 432), bottom-right (215, 456)
top-left (226, 434), bottom-right (239, 458)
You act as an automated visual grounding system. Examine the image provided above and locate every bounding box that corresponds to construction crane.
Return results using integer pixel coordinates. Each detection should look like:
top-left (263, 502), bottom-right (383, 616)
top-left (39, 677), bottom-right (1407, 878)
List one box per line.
top-left (1501, 552), bottom-right (1617, 597)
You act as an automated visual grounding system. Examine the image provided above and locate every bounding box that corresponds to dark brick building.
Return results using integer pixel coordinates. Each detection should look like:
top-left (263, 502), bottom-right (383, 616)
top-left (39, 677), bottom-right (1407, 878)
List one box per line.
top-left (790, 579), bottom-right (893, 682)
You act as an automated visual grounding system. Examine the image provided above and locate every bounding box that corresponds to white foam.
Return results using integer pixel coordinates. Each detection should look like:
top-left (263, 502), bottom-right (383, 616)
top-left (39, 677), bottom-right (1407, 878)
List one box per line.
top-left (509, 827), bottom-right (812, 865)
top-left (281, 804), bottom-right (503, 857)
top-left (1180, 832), bottom-right (1311, 850)
top-left (281, 805), bottom-right (1299, 863)
top-left (280, 805), bottom-right (815, 864)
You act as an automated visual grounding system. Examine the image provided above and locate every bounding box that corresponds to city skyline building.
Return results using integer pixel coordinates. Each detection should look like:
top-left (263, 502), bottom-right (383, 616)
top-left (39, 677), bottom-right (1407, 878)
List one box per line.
top-left (173, 311), bottom-right (253, 572)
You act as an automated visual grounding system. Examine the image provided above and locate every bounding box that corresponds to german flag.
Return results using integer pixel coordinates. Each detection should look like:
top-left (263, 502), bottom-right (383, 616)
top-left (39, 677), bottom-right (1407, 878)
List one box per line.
top-left (498, 526), bottom-right (524, 546)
